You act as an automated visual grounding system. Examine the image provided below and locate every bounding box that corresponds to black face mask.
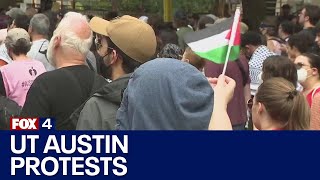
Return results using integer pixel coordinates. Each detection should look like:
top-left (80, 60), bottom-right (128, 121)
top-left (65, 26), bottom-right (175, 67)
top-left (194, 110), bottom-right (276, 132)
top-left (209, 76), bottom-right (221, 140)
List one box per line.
top-left (97, 53), bottom-right (113, 80)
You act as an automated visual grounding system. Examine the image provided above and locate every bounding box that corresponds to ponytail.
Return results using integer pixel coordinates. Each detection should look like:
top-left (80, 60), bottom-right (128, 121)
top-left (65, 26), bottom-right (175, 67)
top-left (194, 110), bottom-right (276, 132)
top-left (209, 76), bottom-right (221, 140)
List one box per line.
top-left (286, 91), bottom-right (310, 130)
top-left (256, 78), bottom-right (310, 130)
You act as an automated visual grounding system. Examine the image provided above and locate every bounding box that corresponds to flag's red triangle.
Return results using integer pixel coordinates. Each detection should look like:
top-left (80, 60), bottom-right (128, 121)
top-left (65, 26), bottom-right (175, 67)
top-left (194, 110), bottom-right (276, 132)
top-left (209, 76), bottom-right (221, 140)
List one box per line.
top-left (225, 18), bottom-right (241, 46)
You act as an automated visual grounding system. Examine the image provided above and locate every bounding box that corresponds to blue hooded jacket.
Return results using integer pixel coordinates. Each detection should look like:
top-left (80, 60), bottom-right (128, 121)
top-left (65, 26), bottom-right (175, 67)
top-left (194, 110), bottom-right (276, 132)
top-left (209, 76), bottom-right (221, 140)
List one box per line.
top-left (116, 58), bottom-right (214, 130)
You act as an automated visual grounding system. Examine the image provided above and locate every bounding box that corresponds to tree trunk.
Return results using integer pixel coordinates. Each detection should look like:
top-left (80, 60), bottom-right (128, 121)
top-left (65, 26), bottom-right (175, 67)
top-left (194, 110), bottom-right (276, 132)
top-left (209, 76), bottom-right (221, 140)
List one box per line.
top-left (212, 0), bottom-right (233, 18)
top-left (111, 0), bottom-right (119, 12)
top-left (212, 0), bottom-right (226, 18)
top-left (72, 0), bottom-right (76, 10)
top-left (139, 0), bottom-right (145, 13)
top-left (242, 0), bottom-right (266, 31)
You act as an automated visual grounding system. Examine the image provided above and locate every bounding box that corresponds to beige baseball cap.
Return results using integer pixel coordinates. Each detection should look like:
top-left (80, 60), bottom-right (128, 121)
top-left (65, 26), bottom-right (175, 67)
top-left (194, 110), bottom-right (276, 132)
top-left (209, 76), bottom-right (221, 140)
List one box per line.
top-left (5, 28), bottom-right (30, 45)
top-left (89, 15), bottom-right (156, 63)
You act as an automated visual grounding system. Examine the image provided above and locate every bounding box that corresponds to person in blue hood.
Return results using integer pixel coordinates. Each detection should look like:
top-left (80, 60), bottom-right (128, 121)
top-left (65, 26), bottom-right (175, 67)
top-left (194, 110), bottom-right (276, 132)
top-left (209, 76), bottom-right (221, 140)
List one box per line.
top-left (116, 58), bottom-right (214, 130)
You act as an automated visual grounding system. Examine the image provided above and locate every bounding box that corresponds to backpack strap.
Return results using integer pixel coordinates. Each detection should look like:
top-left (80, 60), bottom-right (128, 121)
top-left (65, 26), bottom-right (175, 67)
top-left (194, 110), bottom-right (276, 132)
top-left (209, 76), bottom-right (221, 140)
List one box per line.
top-left (61, 74), bottom-right (106, 130)
top-left (74, 74), bottom-right (105, 111)
top-left (58, 68), bottom-right (103, 130)
top-left (38, 40), bottom-right (50, 63)
top-left (86, 59), bottom-right (95, 72)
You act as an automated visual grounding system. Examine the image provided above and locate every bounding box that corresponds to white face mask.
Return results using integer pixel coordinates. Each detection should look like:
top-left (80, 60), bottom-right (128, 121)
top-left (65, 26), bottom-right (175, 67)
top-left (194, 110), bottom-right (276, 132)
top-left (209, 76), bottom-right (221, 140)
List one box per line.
top-left (297, 68), bottom-right (310, 83)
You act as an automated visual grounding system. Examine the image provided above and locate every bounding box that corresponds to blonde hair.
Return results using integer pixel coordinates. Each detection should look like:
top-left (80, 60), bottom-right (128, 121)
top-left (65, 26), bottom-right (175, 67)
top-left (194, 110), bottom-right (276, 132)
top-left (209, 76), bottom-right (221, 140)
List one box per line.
top-left (256, 78), bottom-right (310, 130)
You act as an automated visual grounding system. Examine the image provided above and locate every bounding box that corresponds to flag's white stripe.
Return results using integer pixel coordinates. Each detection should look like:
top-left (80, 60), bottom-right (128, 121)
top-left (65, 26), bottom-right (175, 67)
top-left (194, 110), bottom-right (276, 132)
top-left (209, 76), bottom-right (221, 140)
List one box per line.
top-left (222, 7), bottom-right (241, 75)
top-left (188, 30), bottom-right (229, 53)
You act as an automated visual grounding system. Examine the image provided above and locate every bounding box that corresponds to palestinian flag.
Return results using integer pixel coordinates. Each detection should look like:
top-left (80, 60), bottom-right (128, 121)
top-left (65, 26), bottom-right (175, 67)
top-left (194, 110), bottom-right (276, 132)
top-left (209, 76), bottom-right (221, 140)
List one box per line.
top-left (184, 12), bottom-right (241, 64)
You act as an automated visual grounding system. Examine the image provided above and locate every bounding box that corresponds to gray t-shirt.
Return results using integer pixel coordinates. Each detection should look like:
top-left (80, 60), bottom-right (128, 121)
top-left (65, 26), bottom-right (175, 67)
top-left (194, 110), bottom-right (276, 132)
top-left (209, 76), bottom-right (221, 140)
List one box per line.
top-left (27, 39), bottom-right (55, 71)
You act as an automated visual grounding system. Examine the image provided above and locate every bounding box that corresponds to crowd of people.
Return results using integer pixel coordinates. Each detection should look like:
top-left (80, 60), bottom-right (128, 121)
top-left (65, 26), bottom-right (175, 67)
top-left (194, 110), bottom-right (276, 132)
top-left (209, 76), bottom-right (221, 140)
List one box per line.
top-left (0, 3), bottom-right (319, 131)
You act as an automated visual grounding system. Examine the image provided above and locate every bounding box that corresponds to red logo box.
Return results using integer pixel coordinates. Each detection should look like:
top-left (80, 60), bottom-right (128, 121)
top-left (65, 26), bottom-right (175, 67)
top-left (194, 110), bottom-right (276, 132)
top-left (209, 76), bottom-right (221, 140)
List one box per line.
top-left (10, 118), bottom-right (40, 130)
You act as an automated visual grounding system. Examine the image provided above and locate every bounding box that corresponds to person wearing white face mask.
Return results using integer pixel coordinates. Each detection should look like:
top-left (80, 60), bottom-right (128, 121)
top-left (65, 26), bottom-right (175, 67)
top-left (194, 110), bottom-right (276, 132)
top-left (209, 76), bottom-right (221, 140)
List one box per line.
top-left (250, 56), bottom-right (299, 130)
top-left (295, 53), bottom-right (320, 130)
top-left (209, 76), bottom-right (310, 130)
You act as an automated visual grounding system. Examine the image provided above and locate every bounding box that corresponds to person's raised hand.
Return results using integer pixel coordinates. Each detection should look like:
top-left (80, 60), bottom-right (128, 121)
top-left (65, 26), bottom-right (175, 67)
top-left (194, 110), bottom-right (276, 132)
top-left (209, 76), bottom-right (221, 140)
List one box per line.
top-left (208, 75), bottom-right (236, 109)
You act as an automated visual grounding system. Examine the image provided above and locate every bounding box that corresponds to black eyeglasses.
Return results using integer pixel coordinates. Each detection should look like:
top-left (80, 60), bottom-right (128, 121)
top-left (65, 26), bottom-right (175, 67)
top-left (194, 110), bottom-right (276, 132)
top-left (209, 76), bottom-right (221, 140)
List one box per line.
top-left (98, 45), bottom-right (116, 59)
top-left (95, 37), bottom-right (103, 50)
top-left (94, 37), bottom-right (115, 53)
top-left (295, 62), bottom-right (310, 69)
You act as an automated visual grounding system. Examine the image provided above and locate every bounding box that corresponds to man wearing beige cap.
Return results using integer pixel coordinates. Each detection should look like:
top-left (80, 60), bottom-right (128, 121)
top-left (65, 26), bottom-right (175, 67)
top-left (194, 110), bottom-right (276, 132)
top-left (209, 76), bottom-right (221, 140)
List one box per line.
top-left (77, 15), bottom-right (157, 130)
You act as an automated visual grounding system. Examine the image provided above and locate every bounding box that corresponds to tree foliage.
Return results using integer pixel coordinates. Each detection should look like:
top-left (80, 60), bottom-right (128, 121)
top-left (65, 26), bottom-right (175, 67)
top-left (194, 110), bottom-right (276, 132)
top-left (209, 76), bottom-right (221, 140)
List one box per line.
top-left (173, 0), bottom-right (215, 13)
top-left (76, 0), bottom-right (111, 11)
top-left (77, 0), bottom-right (216, 14)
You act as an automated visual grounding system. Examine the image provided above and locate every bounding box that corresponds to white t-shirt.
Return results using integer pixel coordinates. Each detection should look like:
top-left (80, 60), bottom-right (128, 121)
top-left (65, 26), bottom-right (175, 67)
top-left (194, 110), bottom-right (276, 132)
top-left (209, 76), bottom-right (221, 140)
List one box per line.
top-left (0, 43), bottom-right (12, 64)
top-left (27, 39), bottom-right (55, 71)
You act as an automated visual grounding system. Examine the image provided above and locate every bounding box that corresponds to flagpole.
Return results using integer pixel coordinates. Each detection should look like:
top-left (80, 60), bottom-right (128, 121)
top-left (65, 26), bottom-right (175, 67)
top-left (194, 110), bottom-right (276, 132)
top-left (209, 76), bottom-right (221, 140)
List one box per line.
top-left (222, 7), bottom-right (241, 75)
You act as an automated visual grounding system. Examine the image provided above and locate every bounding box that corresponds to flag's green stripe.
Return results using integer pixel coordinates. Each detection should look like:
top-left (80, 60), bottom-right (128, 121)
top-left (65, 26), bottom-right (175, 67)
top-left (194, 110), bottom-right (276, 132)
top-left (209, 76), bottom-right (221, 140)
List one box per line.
top-left (195, 45), bottom-right (240, 64)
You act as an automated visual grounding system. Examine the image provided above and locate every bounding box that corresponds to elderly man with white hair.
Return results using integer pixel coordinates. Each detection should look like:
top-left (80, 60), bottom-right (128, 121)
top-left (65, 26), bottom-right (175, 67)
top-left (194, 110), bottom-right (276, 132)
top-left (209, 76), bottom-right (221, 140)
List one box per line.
top-left (21, 12), bottom-right (107, 129)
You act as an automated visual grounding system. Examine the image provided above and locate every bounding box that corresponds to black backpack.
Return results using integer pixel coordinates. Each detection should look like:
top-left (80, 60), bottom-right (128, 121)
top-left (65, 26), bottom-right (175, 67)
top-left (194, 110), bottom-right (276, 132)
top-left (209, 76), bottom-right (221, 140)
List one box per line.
top-left (0, 96), bottom-right (22, 130)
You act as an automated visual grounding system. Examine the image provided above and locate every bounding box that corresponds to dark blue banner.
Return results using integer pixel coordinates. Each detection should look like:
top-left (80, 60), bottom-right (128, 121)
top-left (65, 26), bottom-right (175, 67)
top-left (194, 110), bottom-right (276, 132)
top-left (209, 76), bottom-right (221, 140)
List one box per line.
top-left (0, 131), bottom-right (319, 179)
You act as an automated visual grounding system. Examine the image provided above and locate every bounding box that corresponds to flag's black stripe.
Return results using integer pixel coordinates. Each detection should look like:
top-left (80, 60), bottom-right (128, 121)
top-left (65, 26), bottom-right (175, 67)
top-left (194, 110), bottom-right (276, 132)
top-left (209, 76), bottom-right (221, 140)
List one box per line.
top-left (184, 17), bottom-right (233, 44)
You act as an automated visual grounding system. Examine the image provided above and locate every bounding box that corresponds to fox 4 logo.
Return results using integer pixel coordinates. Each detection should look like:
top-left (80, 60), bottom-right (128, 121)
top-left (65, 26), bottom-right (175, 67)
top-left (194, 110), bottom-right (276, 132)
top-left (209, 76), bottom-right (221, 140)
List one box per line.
top-left (10, 118), bottom-right (53, 130)
top-left (10, 118), bottom-right (39, 130)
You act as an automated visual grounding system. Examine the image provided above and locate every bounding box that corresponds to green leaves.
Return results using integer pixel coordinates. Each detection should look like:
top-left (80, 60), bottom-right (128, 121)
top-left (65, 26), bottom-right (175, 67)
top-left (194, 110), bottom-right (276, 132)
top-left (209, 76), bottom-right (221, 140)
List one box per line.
top-left (76, 0), bottom-right (215, 14)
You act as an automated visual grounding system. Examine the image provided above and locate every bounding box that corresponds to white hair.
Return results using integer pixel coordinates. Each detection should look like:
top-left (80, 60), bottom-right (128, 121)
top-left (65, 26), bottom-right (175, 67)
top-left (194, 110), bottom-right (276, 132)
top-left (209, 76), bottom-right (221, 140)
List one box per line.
top-left (52, 12), bottom-right (92, 56)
